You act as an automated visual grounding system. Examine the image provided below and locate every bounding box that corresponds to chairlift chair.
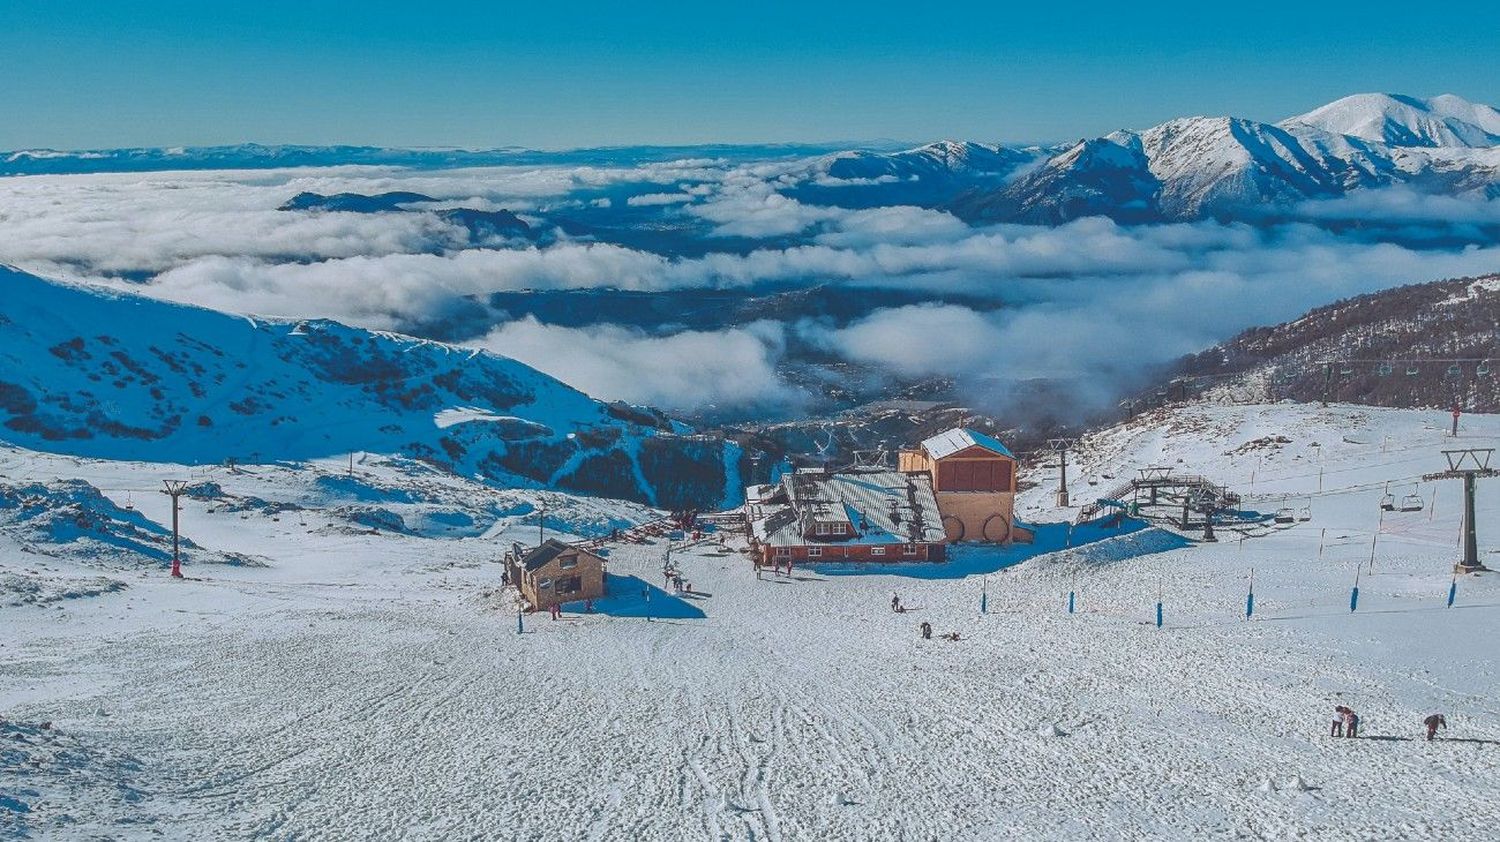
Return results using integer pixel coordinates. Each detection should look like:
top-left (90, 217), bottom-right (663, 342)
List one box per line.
top-left (1377, 363), bottom-right (1393, 376)
top-left (1379, 492), bottom-right (1396, 511)
top-left (1297, 503), bottom-right (1312, 522)
top-left (1405, 364), bottom-right (1419, 376)
top-left (1446, 364), bottom-right (1461, 377)
top-left (1478, 362), bottom-right (1492, 377)
top-left (1274, 507), bottom-right (1296, 524)
top-left (1399, 491), bottom-right (1424, 512)
top-left (1339, 364), bottom-right (1353, 377)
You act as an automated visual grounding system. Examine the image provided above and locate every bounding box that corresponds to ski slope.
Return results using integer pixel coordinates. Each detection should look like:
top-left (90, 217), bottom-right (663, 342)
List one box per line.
top-left (2, 402), bottom-right (1499, 839)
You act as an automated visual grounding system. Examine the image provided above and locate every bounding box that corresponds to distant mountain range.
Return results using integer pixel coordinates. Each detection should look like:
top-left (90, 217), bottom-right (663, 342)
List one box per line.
top-left (8, 93), bottom-right (1497, 231)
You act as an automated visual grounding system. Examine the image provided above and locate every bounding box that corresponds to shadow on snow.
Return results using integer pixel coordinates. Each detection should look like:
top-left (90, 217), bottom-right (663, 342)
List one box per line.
top-left (809, 518), bottom-right (1154, 580)
top-left (575, 573), bottom-right (706, 620)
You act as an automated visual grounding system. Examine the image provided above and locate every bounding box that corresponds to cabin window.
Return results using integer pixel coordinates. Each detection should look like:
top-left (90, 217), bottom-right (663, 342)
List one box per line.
top-left (560, 556), bottom-right (578, 569)
top-left (806, 547), bottom-right (822, 558)
top-left (774, 546), bottom-right (791, 556)
top-left (815, 523), bottom-right (829, 535)
top-left (538, 577), bottom-right (553, 589)
top-left (903, 544), bottom-right (918, 556)
top-left (555, 575), bottom-right (581, 595)
top-left (870, 547), bottom-right (886, 556)
top-left (831, 523), bottom-right (847, 535)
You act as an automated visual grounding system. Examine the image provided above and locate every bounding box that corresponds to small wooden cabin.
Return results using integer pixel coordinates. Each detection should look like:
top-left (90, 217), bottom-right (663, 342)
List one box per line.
top-left (507, 539), bottom-right (606, 611)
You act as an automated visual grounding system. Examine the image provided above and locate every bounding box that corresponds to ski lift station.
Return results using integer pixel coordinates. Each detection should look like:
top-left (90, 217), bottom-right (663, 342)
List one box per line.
top-left (744, 428), bottom-right (1032, 566)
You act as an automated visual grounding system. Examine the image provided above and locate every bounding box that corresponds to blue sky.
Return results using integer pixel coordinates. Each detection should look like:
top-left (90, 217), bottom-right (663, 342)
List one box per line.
top-left (2, 1), bottom-right (1497, 150)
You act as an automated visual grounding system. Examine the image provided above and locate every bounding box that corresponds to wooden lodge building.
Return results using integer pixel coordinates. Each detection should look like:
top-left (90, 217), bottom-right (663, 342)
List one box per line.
top-left (505, 539), bottom-right (606, 611)
top-left (745, 468), bottom-right (948, 566)
top-left (899, 428), bottom-right (1031, 544)
top-left (745, 427), bottom-right (1029, 566)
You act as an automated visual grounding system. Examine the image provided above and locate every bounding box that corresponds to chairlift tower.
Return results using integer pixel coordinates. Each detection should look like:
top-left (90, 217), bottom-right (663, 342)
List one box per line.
top-left (1423, 449), bottom-right (1497, 574)
top-left (1047, 438), bottom-right (1074, 507)
top-left (161, 479), bottom-right (188, 578)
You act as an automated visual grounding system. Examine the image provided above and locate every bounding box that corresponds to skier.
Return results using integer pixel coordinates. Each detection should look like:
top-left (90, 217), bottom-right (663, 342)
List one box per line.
top-left (1424, 713), bottom-right (1447, 741)
top-left (891, 593), bottom-right (902, 613)
top-left (919, 621), bottom-right (932, 640)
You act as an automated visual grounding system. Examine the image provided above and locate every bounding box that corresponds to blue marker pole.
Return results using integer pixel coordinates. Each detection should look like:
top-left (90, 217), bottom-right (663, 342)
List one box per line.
top-left (1447, 576), bottom-right (1457, 608)
top-left (517, 608), bottom-right (524, 635)
top-left (980, 588), bottom-right (988, 615)
top-left (1245, 568), bottom-right (1255, 620)
top-left (1350, 568), bottom-right (1361, 613)
top-left (1155, 600), bottom-right (1163, 628)
top-left (1068, 590), bottom-right (1076, 614)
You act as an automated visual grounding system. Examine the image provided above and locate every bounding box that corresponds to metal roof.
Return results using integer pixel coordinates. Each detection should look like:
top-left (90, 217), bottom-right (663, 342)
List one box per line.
top-left (746, 469), bottom-right (945, 547)
top-left (920, 428), bottom-right (1014, 460)
top-left (517, 539), bottom-right (595, 572)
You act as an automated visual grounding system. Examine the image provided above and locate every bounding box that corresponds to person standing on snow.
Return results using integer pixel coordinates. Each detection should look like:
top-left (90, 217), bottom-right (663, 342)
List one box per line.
top-left (1344, 707), bottom-right (1360, 738)
top-left (919, 621), bottom-right (932, 640)
top-left (891, 593), bottom-right (902, 613)
top-left (1424, 713), bottom-right (1447, 741)
top-left (1331, 705), bottom-right (1348, 737)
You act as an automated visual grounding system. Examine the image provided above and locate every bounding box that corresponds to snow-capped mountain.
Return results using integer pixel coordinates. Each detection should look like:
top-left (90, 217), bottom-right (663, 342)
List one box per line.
top-left (950, 135), bottom-right (1158, 224)
top-left (0, 266), bottom-right (742, 509)
top-left (951, 93), bottom-right (1500, 224)
top-left (1282, 93), bottom-right (1500, 149)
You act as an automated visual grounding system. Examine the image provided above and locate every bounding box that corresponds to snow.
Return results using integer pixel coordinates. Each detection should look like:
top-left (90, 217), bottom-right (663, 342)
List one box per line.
top-left (1284, 93), bottom-right (1500, 149)
top-left (3, 402), bottom-right (1500, 837)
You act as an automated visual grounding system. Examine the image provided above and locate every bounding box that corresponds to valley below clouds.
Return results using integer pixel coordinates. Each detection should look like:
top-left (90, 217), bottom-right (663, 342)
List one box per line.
top-left (3, 152), bottom-right (1499, 420)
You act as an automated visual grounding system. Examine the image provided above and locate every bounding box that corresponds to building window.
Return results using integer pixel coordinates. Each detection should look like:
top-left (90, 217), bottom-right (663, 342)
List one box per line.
top-left (774, 546), bottom-right (791, 557)
top-left (903, 544), bottom-right (918, 556)
top-left (831, 523), bottom-right (846, 535)
top-left (871, 547), bottom-right (886, 556)
top-left (560, 556), bottom-right (578, 569)
top-left (538, 577), bottom-right (553, 589)
top-left (555, 575), bottom-right (582, 595)
top-left (806, 547), bottom-right (822, 558)
top-left (815, 523), bottom-right (829, 535)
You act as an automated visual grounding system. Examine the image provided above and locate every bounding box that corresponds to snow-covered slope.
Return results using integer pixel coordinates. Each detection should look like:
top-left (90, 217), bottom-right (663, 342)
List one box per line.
top-left (3, 401), bottom-right (1498, 837)
top-left (1283, 93), bottom-right (1500, 149)
top-left (0, 266), bottom-right (740, 508)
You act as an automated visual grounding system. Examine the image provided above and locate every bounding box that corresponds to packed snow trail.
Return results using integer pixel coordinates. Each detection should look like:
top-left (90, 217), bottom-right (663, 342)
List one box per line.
top-left (3, 403), bottom-right (1500, 838)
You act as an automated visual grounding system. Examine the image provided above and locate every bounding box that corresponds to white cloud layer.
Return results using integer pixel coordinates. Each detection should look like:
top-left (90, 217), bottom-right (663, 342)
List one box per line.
top-left (3, 161), bottom-right (1499, 413)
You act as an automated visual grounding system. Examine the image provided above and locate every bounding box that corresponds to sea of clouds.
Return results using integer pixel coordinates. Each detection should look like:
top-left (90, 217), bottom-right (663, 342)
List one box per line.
top-left (2, 158), bottom-right (1498, 416)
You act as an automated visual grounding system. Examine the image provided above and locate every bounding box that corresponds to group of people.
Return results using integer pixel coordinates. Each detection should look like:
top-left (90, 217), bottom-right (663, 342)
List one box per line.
top-left (1332, 706), bottom-right (1450, 741)
top-left (894, 596), bottom-right (960, 641)
top-left (917, 621), bottom-right (962, 642)
top-left (663, 568), bottom-right (693, 595)
top-left (752, 556), bottom-right (795, 579)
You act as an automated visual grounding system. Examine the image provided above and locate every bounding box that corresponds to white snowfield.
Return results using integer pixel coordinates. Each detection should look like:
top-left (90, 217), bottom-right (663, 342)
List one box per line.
top-left (3, 403), bottom-right (1499, 839)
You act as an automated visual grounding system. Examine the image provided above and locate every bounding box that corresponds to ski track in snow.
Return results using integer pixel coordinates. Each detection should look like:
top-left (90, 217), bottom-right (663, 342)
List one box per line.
top-left (2, 403), bottom-right (1500, 839)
